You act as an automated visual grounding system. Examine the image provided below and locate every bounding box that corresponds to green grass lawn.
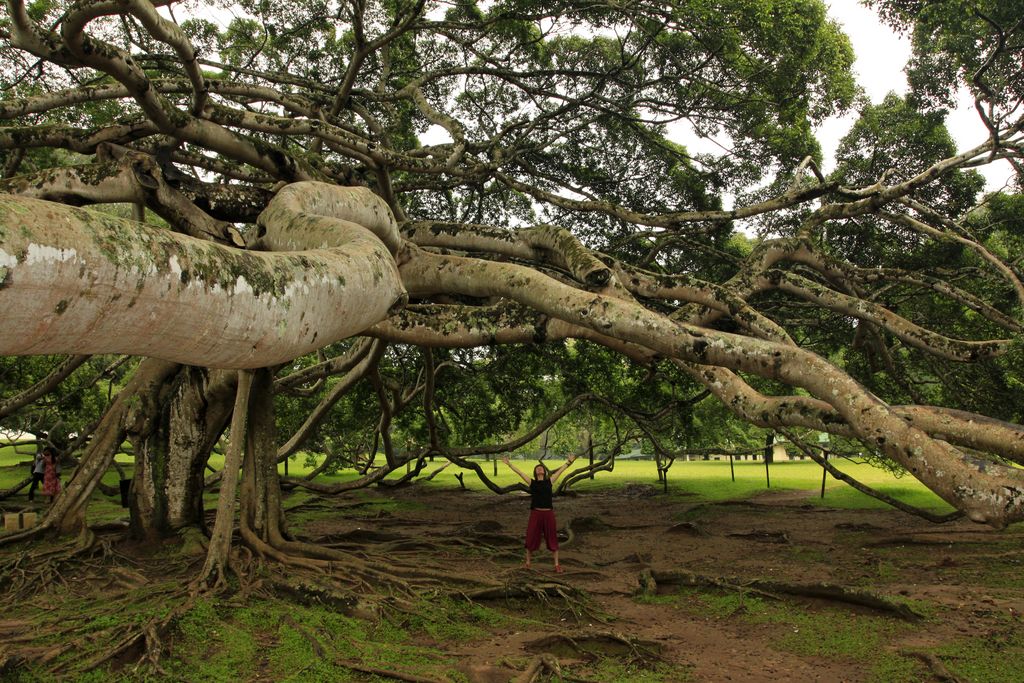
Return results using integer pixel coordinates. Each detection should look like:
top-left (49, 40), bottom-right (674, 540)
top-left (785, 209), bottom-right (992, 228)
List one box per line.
top-left (0, 441), bottom-right (952, 514)
top-left (441, 456), bottom-right (953, 511)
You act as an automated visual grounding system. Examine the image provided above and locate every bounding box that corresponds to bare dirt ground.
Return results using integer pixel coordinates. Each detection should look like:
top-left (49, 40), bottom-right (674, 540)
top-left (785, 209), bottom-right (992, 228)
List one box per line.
top-left (307, 483), bottom-right (1024, 682)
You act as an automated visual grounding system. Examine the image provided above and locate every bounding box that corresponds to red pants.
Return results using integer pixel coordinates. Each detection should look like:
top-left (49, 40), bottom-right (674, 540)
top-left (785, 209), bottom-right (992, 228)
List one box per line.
top-left (525, 509), bottom-right (558, 552)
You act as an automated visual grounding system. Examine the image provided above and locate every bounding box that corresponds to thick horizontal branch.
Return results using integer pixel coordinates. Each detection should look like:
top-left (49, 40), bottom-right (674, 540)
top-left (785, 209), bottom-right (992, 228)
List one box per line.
top-left (397, 245), bottom-right (1024, 526)
top-left (496, 171), bottom-right (837, 229)
top-left (0, 186), bottom-right (405, 368)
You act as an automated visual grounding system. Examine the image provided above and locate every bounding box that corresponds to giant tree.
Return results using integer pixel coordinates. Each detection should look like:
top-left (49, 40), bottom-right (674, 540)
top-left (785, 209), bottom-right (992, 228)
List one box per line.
top-left (1, 0), bottom-right (1024, 581)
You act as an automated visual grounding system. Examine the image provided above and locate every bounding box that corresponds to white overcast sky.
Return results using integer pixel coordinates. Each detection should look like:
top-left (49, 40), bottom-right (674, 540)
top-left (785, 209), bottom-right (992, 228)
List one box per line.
top-left (673, 0), bottom-right (1014, 194)
top-left (820, 0), bottom-right (1014, 191)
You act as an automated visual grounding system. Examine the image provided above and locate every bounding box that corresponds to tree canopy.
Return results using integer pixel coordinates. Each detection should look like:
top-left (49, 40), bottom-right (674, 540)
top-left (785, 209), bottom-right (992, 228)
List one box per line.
top-left (1, 0), bottom-right (1024, 565)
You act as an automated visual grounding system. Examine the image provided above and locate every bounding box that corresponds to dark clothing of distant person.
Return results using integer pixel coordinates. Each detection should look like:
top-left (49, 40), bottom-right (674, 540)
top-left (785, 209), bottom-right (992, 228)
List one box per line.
top-left (530, 478), bottom-right (553, 509)
top-left (27, 452), bottom-right (45, 501)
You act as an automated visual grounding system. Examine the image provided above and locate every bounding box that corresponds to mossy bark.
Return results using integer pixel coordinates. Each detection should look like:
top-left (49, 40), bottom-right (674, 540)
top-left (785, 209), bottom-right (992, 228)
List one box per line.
top-left (240, 368), bottom-right (286, 544)
top-left (0, 189), bottom-right (405, 368)
top-left (130, 367), bottom-right (234, 541)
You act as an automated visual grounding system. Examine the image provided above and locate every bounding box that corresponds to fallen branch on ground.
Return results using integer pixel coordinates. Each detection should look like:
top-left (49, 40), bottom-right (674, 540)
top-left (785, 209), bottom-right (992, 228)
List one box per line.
top-left (647, 568), bottom-right (924, 621)
top-left (899, 650), bottom-right (964, 683)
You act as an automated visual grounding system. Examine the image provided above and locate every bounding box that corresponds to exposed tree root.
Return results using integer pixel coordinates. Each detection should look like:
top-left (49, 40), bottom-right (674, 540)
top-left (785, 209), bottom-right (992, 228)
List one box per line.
top-left (0, 646), bottom-right (24, 676)
top-left (899, 650), bottom-right (964, 683)
top-left (0, 521), bottom-right (49, 547)
top-left (513, 654), bottom-right (561, 683)
top-left (463, 576), bottom-right (602, 622)
top-left (263, 575), bottom-right (366, 615)
top-left (77, 623), bottom-right (156, 675)
top-left (595, 551), bottom-right (653, 567)
top-left (0, 527), bottom-right (112, 600)
top-left (865, 535), bottom-right (990, 547)
top-left (647, 568), bottom-right (924, 621)
top-left (524, 631), bottom-right (663, 664)
top-left (726, 529), bottom-right (791, 544)
top-left (665, 521), bottom-right (708, 536)
top-left (70, 587), bottom-right (197, 679)
top-left (465, 580), bottom-right (578, 602)
top-left (0, 534), bottom-right (200, 680)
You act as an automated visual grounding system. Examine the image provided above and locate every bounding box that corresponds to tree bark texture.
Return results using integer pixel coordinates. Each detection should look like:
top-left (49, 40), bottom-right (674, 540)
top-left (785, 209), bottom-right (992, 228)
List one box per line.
top-left (397, 246), bottom-right (1024, 526)
top-left (6, 358), bottom-right (181, 539)
top-left (197, 369), bottom-right (253, 589)
top-left (129, 367), bottom-right (235, 540)
top-left (0, 185), bottom-right (406, 368)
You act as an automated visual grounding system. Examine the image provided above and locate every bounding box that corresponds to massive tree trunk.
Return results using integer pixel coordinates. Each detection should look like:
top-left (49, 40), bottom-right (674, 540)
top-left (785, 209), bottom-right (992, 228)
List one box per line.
top-left (0, 358), bottom-right (180, 544)
top-left (130, 367), bottom-right (235, 541)
top-left (0, 184), bottom-right (406, 368)
top-left (240, 368), bottom-right (284, 546)
top-left (54, 359), bottom-right (181, 535)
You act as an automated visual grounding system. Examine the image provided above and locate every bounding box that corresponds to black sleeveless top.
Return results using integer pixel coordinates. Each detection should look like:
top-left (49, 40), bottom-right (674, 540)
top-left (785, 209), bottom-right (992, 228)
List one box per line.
top-left (530, 478), bottom-right (553, 509)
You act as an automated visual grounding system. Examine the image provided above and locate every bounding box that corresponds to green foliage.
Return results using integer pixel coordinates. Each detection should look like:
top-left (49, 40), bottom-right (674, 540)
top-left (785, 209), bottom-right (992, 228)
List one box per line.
top-left (830, 93), bottom-right (984, 264)
top-left (868, 0), bottom-right (1024, 114)
top-left (0, 355), bottom-right (135, 452)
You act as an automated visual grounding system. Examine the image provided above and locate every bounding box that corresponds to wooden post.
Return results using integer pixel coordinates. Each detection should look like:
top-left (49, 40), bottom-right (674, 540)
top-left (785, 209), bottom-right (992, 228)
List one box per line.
top-left (817, 433), bottom-right (831, 498)
top-left (764, 455), bottom-right (770, 488)
top-left (588, 434), bottom-right (594, 479)
top-left (729, 453), bottom-right (735, 482)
